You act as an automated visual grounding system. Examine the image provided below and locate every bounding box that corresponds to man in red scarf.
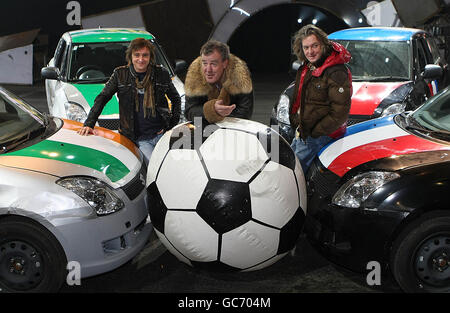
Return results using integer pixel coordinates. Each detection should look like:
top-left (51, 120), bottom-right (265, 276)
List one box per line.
top-left (289, 24), bottom-right (352, 174)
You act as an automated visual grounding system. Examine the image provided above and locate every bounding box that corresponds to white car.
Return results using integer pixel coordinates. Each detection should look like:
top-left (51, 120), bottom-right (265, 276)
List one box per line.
top-left (0, 87), bottom-right (152, 292)
top-left (41, 28), bottom-right (187, 130)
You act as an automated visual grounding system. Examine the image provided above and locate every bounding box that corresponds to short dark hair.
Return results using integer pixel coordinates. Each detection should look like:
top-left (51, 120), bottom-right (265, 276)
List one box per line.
top-left (292, 24), bottom-right (332, 63)
top-left (200, 40), bottom-right (230, 61)
top-left (125, 37), bottom-right (156, 66)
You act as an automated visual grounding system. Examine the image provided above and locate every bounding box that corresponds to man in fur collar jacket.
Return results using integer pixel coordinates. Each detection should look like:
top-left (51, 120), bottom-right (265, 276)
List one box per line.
top-left (184, 40), bottom-right (254, 123)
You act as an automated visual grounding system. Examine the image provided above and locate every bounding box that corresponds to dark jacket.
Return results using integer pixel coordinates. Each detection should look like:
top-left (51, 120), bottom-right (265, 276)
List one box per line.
top-left (184, 54), bottom-right (253, 123)
top-left (84, 64), bottom-right (181, 141)
top-left (289, 42), bottom-right (352, 139)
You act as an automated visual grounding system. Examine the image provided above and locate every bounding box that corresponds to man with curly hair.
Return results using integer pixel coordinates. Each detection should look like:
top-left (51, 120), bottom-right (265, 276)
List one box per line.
top-left (289, 24), bottom-right (352, 173)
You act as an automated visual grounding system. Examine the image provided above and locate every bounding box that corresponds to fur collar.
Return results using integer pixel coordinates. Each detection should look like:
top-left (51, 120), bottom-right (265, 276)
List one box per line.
top-left (185, 54), bottom-right (253, 97)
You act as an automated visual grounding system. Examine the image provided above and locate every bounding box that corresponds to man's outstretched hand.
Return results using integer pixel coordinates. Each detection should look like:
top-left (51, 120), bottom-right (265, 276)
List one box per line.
top-left (214, 100), bottom-right (236, 117)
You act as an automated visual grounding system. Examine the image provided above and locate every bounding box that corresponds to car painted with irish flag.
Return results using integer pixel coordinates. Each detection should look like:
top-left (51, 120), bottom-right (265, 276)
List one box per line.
top-left (41, 28), bottom-right (187, 130)
top-left (0, 87), bottom-right (152, 292)
top-left (305, 86), bottom-right (450, 293)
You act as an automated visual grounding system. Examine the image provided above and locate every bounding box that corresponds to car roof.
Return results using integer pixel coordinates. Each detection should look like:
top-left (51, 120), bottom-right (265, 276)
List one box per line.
top-left (328, 27), bottom-right (427, 41)
top-left (66, 28), bottom-right (154, 43)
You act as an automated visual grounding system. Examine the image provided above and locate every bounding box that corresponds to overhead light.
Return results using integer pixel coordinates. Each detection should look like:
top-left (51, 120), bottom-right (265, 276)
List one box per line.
top-left (297, 18), bottom-right (302, 24)
top-left (312, 19), bottom-right (317, 24)
top-left (358, 18), bottom-right (363, 23)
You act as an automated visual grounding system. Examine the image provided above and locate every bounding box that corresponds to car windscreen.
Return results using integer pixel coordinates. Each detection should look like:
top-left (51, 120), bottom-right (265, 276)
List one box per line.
top-left (67, 41), bottom-right (173, 82)
top-left (0, 89), bottom-right (45, 150)
top-left (411, 88), bottom-right (450, 133)
top-left (335, 40), bottom-right (411, 81)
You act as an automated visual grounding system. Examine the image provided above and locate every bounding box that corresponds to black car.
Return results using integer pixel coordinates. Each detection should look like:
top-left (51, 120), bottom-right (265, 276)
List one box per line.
top-left (304, 86), bottom-right (450, 292)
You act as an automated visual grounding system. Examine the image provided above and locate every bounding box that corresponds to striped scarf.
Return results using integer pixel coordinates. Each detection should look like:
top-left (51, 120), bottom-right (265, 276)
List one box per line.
top-left (135, 66), bottom-right (155, 118)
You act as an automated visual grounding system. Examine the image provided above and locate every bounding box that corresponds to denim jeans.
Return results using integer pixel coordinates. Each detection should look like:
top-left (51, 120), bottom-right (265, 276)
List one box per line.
top-left (291, 135), bottom-right (333, 174)
top-left (137, 133), bottom-right (164, 167)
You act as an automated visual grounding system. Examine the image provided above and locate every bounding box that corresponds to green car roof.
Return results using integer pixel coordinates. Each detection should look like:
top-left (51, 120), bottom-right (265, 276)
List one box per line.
top-left (68, 28), bottom-right (154, 43)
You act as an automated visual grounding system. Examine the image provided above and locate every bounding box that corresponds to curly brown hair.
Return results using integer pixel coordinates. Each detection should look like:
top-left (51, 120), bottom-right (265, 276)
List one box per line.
top-left (292, 24), bottom-right (332, 63)
top-left (125, 37), bottom-right (156, 66)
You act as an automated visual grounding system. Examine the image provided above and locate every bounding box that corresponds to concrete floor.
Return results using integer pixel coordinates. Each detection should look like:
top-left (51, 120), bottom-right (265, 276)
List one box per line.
top-left (0, 74), bottom-right (402, 294)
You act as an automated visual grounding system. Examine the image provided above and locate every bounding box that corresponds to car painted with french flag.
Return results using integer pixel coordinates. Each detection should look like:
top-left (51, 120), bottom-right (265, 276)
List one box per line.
top-left (305, 86), bottom-right (450, 293)
top-left (0, 87), bottom-right (152, 292)
top-left (271, 27), bottom-right (446, 143)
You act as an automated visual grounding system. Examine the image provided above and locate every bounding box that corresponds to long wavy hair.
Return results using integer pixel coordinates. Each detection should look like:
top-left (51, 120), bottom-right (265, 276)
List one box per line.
top-left (125, 37), bottom-right (156, 66)
top-left (292, 24), bottom-right (332, 63)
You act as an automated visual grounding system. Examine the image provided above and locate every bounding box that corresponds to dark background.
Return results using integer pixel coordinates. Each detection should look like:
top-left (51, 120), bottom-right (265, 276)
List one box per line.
top-left (0, 0), bottom-right (350, 76)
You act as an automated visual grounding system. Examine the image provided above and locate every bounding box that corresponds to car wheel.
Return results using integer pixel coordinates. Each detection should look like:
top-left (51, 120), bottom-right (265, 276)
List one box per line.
top-left (0, 217), bottom-right (67, 292)
top-left (390, 212), bottom-right (450, 293)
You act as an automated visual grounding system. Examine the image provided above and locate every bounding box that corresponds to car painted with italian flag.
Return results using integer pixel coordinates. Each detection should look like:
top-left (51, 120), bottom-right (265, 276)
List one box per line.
top-left (304, 86), bottom-right (450, 293)
top-left (41, 28), bottom-right (186, 130)
top-left (0, 87), bottom-right (152, 292)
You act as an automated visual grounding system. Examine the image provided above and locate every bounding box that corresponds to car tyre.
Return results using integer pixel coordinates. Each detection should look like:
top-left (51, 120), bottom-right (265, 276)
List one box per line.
top-left (0, 217), bottom-right (67, 292)
top-left (390, 212), bottom-right (450, 293)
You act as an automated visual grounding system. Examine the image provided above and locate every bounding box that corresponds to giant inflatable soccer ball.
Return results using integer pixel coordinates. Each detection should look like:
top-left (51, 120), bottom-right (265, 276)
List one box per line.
top-left (146, 117), bottom-right (307, 271)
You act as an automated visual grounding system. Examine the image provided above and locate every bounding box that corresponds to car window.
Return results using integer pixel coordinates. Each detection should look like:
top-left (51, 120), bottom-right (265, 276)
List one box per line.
top-left (335, 40), bottom-right (410, 81)
top-left (419, 38), bottom-right (433, 65)
top-left (0, 89), bottom-right (44, 146)
top-left (411, 87), bottom-right (450, 132)
top-left (414, 39), bottom-right (428, 73)
top-left (67, 40), bottom-right (173, 82)
top-left (54, 39), bottom-right (67, 70)
top-left (425, 36), bottom-right (441, 64)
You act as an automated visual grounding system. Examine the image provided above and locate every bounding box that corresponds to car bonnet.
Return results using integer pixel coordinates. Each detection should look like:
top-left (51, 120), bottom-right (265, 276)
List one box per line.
top-left (0, 119), bottom-right (141, 187)
top-left (65, 83), bottom-right (119, 118)
top-left (318, 116), bottom-right (450, 177)
top-left (350, 81), bottom-right (409, 115)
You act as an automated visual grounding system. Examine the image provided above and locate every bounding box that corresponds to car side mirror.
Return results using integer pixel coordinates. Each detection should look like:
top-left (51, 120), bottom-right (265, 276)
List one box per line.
top-left (421, 64), bottom-right (442, 80)
top-left (289, 60), bottom-right (302, 78)
top-left (41, 67), bottom-right (60, 80)
top-left (173, 59), bottom-right (187, 75)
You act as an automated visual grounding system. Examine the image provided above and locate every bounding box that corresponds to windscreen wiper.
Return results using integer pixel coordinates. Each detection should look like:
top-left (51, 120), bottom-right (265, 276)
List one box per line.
top-left (366, 76), bottom-right (409, 82)
top-left (0, 132), bottom-right (31, 154)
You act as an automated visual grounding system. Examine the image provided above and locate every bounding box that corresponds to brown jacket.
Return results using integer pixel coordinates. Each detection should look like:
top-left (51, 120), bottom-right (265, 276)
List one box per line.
top-left (289, 42), bottom-right (352, 139)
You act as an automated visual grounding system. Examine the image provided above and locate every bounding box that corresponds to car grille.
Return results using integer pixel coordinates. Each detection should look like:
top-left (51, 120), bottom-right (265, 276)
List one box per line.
top-left (122, 163), bottom-right (147, 201)
top-left (347, 115), bottom-right (372, 126)
top-left (98, 119), bottom-right (119, 130)
top-left (307, 159), bottom-right (341, 198)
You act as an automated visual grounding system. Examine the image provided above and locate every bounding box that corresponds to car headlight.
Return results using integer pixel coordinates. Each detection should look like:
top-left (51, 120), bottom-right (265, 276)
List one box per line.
top-left (376, 103), bottom-right (406, 117)
top-left (332, 171), bottom-right (400, 208)
top-left (276, 94), bottom-right (290, 124)
top-left (56, 177), bottom-right (124, 216)
top-left (65, 101), bottom-right (87, 122)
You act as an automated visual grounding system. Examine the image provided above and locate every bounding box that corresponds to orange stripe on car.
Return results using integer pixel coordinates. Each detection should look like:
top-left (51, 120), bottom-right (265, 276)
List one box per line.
top-left (62, 119), bottom-right (141, 159)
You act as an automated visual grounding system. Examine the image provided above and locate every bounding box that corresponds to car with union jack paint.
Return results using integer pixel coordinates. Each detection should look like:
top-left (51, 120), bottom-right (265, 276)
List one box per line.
top-left (271, 27), bottom-right (447, 143)
top-left (0, 87), bottom-right (152, 292)
top-left (304, 85), bottom-right (450, 293)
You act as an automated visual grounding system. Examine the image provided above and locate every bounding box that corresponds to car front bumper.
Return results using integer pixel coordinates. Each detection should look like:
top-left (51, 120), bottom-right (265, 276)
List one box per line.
top-left (54, 187), bottom-right (152, 278)
top-left (304, 160), bottom-right (406, 273)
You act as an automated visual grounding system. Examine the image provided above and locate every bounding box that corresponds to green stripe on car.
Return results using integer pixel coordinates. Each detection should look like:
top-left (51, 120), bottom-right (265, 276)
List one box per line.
top-left (6, 140), bottom-right (129, 182)
top-left (70, 29), bottom-right (153, 43)
top-left (72, 84), bottom-right (119, 115)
